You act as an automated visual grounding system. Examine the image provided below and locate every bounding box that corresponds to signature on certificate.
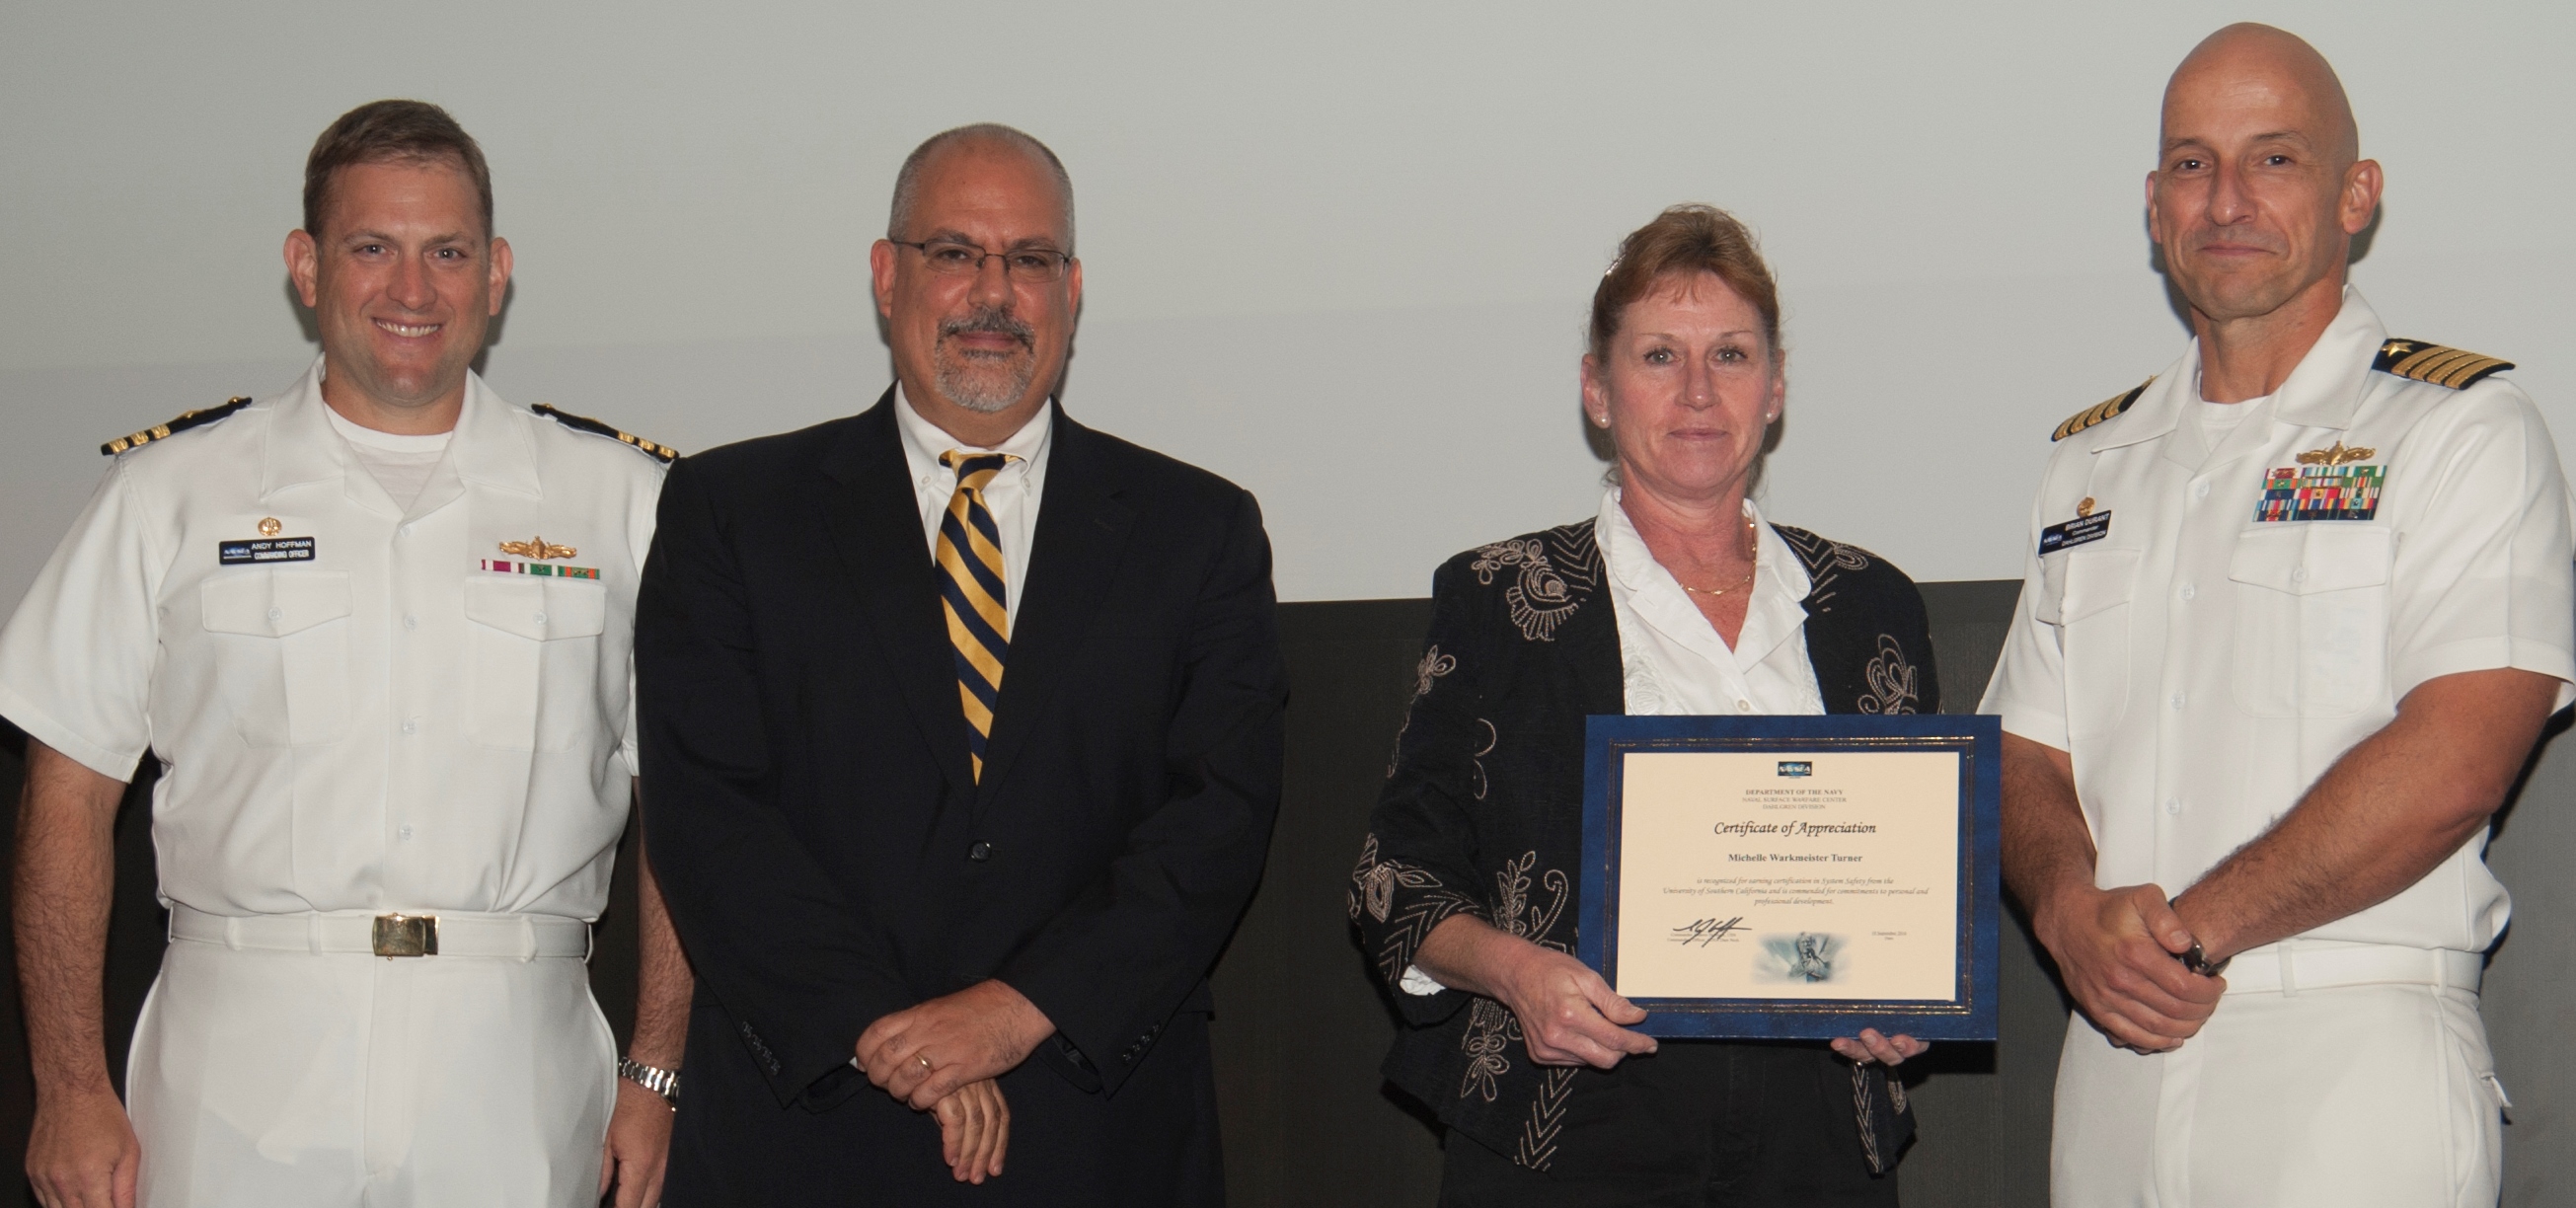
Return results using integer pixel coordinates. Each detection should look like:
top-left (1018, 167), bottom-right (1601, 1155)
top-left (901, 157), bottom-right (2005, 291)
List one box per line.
top-left (1670, 917), bottom-right (1749, 946)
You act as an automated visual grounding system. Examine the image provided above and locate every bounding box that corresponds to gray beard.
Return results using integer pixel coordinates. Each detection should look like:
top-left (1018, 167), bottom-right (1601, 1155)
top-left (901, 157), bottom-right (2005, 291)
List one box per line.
top-left (933, 348), bottom-right (1035, 415)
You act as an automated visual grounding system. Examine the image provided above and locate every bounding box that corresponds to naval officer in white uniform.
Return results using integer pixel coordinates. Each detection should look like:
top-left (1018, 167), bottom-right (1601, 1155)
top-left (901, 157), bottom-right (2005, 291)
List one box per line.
top-left (3, 101), bottom-right (691, 1208)
top-left (1985, 25), bottom-right (2573, 1207)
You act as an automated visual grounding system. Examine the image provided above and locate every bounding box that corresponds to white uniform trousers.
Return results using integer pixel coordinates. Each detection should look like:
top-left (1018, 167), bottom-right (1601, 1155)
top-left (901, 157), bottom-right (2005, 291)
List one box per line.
top-left (128, 913), bottom-right (616, 1207)
top-left (2052, 942), bottom-right (2504, 1208)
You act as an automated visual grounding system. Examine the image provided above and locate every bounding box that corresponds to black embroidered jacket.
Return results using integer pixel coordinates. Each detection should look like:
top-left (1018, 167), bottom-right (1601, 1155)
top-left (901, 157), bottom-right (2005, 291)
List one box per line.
top-left (1350, 519), bottom-right (1940, 1171)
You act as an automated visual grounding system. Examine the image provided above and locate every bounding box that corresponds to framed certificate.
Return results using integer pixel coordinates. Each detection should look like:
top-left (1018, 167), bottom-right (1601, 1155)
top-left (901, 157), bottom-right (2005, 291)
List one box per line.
top-left (1577, 714), bottom-right (2002, 1040)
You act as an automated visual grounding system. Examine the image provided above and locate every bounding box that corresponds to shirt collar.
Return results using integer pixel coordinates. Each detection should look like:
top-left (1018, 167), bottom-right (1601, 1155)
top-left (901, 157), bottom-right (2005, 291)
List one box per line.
top-left (894, 382), bottom-right (1053, 486)
top-left (1597, 488), bottom-right (1812, 666)
top-left (261, 356), bottom-right (537, 510)
top-left (2082, 285), bottom-right (2387, 462)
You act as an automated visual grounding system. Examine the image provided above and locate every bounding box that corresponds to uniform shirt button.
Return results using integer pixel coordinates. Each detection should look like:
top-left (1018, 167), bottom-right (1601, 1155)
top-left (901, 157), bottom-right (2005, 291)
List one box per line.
top-left (400, 718), bottom-right (418, 735)
top-left (2169, 692), bottom-right (2186, 711)
top-left (2194, 482), bottom-right (2211, 499)
top-left (1736, 699), bottom-right (1754, 714)
top-left (398, 824), bottom-right (415, 841)
top-left (266, 606), bottom-right (283, 623)
top-left (2165, 798), bottom-right (2182, 815)
top-left (2291, 566), bottom-right (2308, 582)
top-left (533, 611), bottom-right (548, 625)
top-left (2177, 583), bottom-right (2195, 601)
top-left (398, 524), bottom-right (413, 538)
top-left (403, 614), bottom-right (418, 631)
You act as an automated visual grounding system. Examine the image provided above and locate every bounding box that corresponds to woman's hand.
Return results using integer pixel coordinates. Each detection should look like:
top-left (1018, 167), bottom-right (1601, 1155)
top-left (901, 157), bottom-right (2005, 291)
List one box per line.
top-left (1416, 915), bottom-right (1658, 1070)
top-left (1829, 1028), bottom-right (1927, 1067)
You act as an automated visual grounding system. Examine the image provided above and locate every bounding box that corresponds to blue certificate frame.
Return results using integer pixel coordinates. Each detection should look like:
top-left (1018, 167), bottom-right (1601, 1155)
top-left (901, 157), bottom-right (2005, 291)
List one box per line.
top-left (1578, 714), bottom-right (2002, 1041)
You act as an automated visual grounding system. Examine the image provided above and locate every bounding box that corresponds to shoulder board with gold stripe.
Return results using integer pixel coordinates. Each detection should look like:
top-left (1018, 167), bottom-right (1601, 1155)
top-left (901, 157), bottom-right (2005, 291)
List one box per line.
top-left (531, 404), bottom-right (678, 463)
top-left (2051, 379), bottom-right (2153, 442)
top-left (100, 396), bottom-right (253, 455)
top-left (2373, 340), bottom-right (2514, 390)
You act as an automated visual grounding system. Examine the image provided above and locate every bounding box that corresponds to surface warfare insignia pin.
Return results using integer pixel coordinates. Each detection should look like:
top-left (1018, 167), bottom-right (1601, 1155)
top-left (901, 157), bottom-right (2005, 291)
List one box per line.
top-left (497, 536), bottom-right (577, 561)
top-left (2258, 443), bottom-right (2384, 522)
top-left (484, 536), bottom-right (597, 579)
top-left (2040, 501), bottom-right (2110, 555)
top-left (220, 518), bottom-right (314, 566)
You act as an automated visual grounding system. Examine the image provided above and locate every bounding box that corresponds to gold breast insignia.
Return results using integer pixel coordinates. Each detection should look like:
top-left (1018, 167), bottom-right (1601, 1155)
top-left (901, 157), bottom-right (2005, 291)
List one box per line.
top-left (2295, 441), bottom-right (2377, 467)
top-left (498, 536), bottom-right (578, 561)
top-left (2076, 497), bottom-right (2096, 517)
top-left (258, 517), bottom-right (283, 537)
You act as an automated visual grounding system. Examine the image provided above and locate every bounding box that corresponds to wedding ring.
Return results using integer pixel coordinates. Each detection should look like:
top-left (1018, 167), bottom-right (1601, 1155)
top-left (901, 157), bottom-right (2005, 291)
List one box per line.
top-left (917, 1053), bottom-right (934, 1071)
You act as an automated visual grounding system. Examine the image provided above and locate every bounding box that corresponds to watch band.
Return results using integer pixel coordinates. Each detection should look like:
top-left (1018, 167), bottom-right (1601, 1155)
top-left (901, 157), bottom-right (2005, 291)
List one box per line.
top-left (618, 1057), bottom-right (681, 1105)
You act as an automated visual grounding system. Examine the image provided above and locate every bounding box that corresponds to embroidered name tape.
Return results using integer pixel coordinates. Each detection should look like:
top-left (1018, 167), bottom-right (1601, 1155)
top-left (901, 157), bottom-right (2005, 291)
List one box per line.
top-left (2257, 465), bottom-right (2384, 522)
top-left (482, 559), bottom-right (599, 579)
top-left (2040, 511), bottom-right (2111, 554)
top-left (219, 537), bottom-right (315, 565)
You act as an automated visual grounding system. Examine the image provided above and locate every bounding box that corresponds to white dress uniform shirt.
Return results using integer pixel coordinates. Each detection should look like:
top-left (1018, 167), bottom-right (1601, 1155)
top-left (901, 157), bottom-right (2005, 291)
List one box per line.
top-left (1401, 489), bottom-right (1823, 995)
top-left (0, 357), bottom-right (667, 1206)
top-left (894, 385), bottom-right (1052, 628)
top-left (1982, 287), bottom-right (2574, 1207)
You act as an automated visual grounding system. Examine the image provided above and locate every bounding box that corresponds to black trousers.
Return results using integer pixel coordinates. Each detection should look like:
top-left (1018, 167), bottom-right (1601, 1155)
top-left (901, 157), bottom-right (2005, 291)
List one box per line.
top-left (1437, 1042), bottom-right (1900, 1208)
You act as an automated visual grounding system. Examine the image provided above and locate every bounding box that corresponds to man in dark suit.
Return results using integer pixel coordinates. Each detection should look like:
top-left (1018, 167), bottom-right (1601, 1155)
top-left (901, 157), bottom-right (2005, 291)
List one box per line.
top-left (636, 123), bottom-right (1286, 1204)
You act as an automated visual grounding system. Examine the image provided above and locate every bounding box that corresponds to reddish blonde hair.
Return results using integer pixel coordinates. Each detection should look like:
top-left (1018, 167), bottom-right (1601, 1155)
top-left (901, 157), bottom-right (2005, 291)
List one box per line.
top-left (1588, 204), bottom-right (1780, 362)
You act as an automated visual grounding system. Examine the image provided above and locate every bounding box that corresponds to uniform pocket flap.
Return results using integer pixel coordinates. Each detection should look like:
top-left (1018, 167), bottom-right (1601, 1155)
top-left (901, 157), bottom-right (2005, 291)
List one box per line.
top-left (200, 570), bottom-right (352, 637)
top-left (2228, 526), bottom-right (2392, 595)
top-left (2059, 548), bottom-right (2140, 623)
top-left (464, 574), bottom-right (608, 641)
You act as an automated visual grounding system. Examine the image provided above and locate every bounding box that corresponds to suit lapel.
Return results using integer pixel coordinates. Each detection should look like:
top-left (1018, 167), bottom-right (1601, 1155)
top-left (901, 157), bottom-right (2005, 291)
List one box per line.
top-left (974, 413), bottom-right (1137, 809)
top-left (817, 388), bottom-right (977, 800)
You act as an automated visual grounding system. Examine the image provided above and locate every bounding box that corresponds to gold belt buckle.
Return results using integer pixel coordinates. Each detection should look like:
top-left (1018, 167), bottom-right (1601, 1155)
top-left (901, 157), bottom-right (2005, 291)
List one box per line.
top-left (371, 913), bottom-right (439, 957)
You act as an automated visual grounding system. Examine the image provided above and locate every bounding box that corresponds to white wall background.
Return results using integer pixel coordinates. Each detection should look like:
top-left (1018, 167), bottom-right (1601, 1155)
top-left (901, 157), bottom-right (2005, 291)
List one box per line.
top-left (3, 0), bottom-right (2569, 605)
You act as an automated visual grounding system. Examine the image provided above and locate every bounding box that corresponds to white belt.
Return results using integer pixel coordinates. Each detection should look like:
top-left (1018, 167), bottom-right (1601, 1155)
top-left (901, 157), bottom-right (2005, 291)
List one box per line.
top-left (2219, 941), bottom-right (2481, 997)
top-left (168, 905), bottom-right (592, 960)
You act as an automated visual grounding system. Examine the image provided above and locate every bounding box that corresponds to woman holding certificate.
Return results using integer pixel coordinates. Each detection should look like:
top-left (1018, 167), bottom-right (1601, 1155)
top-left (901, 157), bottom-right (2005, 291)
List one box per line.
top-left (1351, 204), bottom-right (1940, 1205)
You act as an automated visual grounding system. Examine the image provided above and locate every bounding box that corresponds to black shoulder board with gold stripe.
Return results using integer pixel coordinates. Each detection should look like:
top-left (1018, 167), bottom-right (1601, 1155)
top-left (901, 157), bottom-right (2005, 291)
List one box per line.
top-left (2051, 379), bottom-right (2153, 442)
top-left (2373, 340), bottom-right (2514, 390)
top-left (101, 397), bottom-right (253, 455)
top-left (531, 404), bottom-right (678, 463)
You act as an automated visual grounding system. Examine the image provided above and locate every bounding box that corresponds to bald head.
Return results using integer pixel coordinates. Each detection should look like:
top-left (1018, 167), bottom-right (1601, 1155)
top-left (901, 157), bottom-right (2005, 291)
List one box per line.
top-left (2164, 23), bottom-right (2358, 168)
top-left (887, 123), bottom-right (1075, 251)
top-left (2148, 23), bottom-right (2381, 335)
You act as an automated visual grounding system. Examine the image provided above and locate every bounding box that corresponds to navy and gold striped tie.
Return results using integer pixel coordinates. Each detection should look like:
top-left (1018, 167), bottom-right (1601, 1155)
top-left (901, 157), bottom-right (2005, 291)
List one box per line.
top-left (936, 451), bottom-right (1015, 781)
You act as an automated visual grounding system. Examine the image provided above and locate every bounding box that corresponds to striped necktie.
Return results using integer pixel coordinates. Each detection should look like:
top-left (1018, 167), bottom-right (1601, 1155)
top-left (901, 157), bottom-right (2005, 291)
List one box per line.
top-left (936, 451), bottom-right (1016, 781)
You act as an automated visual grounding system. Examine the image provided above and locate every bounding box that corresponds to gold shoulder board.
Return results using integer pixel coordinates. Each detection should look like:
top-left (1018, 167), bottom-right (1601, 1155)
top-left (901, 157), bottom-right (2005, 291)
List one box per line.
top-left (532, 404), bottom-right (679, 463)
top-left (2051, 379), bottom-right (2153, 442)
top-left (2373, 340), bottom-right (2514, 390)
top-left (101, 396), bottom-right (253, 455)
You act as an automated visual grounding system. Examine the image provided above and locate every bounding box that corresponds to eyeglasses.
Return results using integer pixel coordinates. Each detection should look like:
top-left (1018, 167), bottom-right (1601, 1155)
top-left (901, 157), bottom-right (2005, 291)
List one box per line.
top-left (889, 239), bottom-right (1073, 283)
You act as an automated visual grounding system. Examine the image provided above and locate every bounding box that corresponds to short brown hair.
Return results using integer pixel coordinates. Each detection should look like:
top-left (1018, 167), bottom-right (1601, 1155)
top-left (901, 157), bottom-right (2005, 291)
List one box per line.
top-left (1588, 204), bottom-right (1780, 362)
top-left (302, 100), bottom-right (492, 239)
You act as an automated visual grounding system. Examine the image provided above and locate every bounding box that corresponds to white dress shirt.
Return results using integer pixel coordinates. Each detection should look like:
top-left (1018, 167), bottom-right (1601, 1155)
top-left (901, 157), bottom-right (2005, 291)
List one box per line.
top-left (1982, 286), bottom-right (2576, 952)
top-left (1599, 487), bottom-right (1826, 719)
top-left (1400, 488), bottom-right (1825, 995)
top-left (894, 386), bottom-right (1053, 630)
top-left (0, 356), bottom-right (665, 920)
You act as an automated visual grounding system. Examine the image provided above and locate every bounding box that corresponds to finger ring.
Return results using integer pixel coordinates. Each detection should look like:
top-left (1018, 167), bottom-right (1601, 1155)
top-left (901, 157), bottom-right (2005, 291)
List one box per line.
top-left (917, 1053), bottom-right (934, 1071)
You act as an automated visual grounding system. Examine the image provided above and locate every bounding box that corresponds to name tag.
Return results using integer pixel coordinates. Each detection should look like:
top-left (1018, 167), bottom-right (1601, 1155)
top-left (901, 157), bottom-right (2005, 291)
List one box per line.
top-left (218, 537), bottom-right (315, 565)
top-left (2039, 512), bottom-right (2110, 555)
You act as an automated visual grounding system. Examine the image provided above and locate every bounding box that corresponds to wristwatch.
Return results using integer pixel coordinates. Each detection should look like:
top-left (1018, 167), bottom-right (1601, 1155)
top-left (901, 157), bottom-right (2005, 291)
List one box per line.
top-left (618, 1057), bottom-right (681, 1107)
top-left (2176, 941), bottom-right (2231, 978)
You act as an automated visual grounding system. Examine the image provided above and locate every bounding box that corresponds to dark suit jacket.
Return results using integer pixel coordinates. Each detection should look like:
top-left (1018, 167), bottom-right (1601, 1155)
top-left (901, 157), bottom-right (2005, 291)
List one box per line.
top-left (637, 389), bottom-right (1286, 1205)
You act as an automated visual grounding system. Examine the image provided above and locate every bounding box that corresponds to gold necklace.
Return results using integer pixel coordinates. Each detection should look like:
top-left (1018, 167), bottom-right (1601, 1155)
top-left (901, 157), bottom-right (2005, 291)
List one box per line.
top-left (1677, 513), bottom-right (1760, 598)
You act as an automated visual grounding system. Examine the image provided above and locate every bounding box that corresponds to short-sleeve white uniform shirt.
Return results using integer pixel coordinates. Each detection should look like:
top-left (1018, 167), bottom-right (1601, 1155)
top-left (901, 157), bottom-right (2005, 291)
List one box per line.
top-left (0, 358), bottom-right (667, 922)
top-left (1981, 287), bottom-right (2575, 953)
